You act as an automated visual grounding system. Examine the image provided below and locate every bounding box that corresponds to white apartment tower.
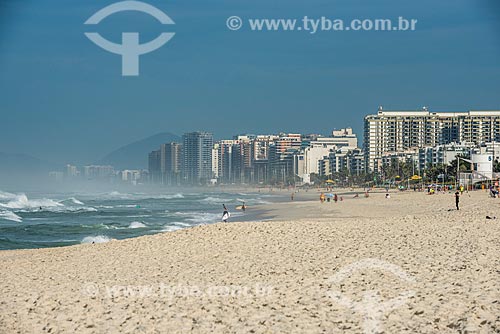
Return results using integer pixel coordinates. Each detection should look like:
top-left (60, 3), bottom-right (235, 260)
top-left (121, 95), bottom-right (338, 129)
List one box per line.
top-left (364, 108), bottom-right (500, 171)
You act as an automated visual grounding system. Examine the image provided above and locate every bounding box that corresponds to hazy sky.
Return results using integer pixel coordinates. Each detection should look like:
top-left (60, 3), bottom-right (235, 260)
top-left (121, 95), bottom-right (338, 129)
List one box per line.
top-left (0, 0), bottom-right (499, 165)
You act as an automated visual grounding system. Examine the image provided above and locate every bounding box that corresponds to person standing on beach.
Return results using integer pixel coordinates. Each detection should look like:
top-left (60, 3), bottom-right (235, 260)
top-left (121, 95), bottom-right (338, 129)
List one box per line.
top-left (222, 204), bottom-right (230, 222)
top-left (455, 190), bottom-right (460, 210)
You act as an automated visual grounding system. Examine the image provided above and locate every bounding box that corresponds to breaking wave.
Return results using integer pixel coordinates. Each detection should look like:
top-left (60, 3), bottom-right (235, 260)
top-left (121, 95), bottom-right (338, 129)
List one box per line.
top-left (0, 191), bottom-right (17, 200)
top-left (161, 225), bottom-right (182, 232)
top-left (81, 235), bottom-right (112, 244)
top-left (0, 194), bottom-right (63, 210)
top-left (128, 221), bottom-right (147, 229)
top-left (60, 197), bottom-right (85, 205)
top-left (100, 191), bottom-right (184, 200)
top-left (0, 210), bottom-right (22, 223)
top-left (173, 211), bottom-right (221, 224)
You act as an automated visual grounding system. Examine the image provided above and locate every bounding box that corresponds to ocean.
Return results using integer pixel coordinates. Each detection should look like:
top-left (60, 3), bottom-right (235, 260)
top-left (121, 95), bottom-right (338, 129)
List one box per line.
top-left (0, 189), bottom-right (278, 250)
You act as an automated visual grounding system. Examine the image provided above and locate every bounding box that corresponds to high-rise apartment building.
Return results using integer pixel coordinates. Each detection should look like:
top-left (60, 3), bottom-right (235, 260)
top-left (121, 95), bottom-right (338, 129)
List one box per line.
top-left (182, 132), bottom-right (214, 184)
top-left (160, 142), bottom-right (182, 185)
top-left (148, 149), bottom-right (161, 183)
top-left (364, 108), bottom-right (500, 171)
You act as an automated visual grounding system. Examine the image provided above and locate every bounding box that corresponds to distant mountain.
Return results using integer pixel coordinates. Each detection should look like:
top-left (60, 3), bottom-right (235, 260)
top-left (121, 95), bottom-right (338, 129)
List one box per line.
top-left (98, 132), bottom-right (181, 169)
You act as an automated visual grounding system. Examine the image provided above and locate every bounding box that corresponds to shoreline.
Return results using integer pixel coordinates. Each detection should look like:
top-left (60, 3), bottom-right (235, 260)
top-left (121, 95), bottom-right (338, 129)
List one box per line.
top-left (1, 190), bottom-right (498, 333)
top-left (0, 187), bottom-right (493, 253)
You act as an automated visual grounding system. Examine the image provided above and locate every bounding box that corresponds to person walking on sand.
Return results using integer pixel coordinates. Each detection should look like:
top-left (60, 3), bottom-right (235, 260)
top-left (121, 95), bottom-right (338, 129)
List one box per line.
top-left (455, 190), bottom-right (460, 210)
top-left (291, 193), bottom-right (294, 201)
top-left (222, 204), bottom-right (230, 222)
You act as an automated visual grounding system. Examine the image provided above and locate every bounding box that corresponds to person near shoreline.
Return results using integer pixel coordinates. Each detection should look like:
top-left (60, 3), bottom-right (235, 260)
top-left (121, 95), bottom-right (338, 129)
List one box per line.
top-left (320, 193), bottom-right (326, 203)
top-left (455, 191), bottom-right (460, 210)
top-left (222, 204), bottom-right (230, 222)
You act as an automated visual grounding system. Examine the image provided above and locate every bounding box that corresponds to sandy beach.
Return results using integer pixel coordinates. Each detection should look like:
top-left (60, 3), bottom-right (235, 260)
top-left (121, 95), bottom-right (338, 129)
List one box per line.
top-left (0, 189), bottom-right (499, 333)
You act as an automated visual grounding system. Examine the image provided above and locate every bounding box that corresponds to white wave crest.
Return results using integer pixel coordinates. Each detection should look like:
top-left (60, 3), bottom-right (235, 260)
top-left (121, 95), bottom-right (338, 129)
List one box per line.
top-left (201, 196), bottom-right (232, 205)
top-left (15, 206), bottom-right (98, 213)
top-left (60, 197), bottom-right (84, 205)
top-left (0, 190), bottom-right (17, 200)
top-left (100, 191), bottom-right (184, 200)
top-left (128, 221), bottom-right (146, 229)
top-left (0, 210), bottom-right (22, 223)
top-left (81, 235), bottom-right (112, 244)
top-left (0, 194), bottom-right (63, 210)
top-left (96, 205), bottom-right (113, 209)
top-left (161, 225), bottom-right (182, 232)
top-left (173, 211), bottom-right (221, 224)
top-left (173, 221), bottom-right (191, 227)
top-left (159, 193), bottom-right (184, 199)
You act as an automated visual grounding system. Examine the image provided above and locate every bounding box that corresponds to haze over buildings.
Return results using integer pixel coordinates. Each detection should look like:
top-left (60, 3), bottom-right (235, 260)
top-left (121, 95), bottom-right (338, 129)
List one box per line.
top-left (47, 107), bottom-right (500, 187)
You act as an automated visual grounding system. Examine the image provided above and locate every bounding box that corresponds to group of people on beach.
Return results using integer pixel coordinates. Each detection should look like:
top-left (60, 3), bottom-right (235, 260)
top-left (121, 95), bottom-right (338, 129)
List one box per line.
top-left (319, 192), bottom-right (347, 203)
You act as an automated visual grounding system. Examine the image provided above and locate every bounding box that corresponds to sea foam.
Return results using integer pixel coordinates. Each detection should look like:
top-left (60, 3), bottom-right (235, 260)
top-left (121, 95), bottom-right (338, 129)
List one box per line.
top-left (0, 194), bottom-right (63, 210)
top-left (60, 197), bottom-right (85, 205)
top-left (81, 235), bottom-right (111, 244)
top-left (128, 221), bottom-right (146, 229)
top-left (0, 210), bottom-right (22, 223)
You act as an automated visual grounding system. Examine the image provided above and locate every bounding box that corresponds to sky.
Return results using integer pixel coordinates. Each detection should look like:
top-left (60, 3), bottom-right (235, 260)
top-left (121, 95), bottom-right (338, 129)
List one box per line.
top-left (0, 0), bottom-right (499, 165)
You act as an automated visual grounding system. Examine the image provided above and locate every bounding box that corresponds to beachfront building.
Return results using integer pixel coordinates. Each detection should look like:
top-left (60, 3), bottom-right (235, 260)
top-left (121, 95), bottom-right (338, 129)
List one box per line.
top-left (330, 128), bottom-right (359, 148)
top-left (148, 149), bottom-right (162, 184)
top-left (295, 137), bottom-right (357, 183)
top-left (417, 143), bottom-right (472, 172)
top-left (216, 139), bottom-right (239, 184)
top-left (83, 165), bottom-right (115, 180)
top-left (121, 170), bottom-right (142, 184)
top-left (364, 108), bottom-right (500, 172)
top-left (212, 143), bottom-right (219, 180)
top-left (182, 132), bottom-right (214, 185)
top-left (328, 147), bottom-right (365, 175)
top-left (214, 135), bottom-right (279, 185)
top-left (65, 164), bottom-right (79, 179)
top-left (286, 128), bottom-right (364, 183)
top-left (268, 134), bottom-right (302, 184)
top-left (148, 143), bottom-right (182, 185)
top-left (160, 142), bottom-right (182, 186)
top-left (473, 141), bottom-right (500, 158)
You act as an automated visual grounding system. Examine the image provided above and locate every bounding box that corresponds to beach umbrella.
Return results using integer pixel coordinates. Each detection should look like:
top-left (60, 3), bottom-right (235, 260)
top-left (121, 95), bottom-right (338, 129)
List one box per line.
top-left (326, 179), bottom-right (335, 183)
top-left (410, 175), bottom-right (422, 181)
top-left (325, 193), bottom-right (334, 198)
